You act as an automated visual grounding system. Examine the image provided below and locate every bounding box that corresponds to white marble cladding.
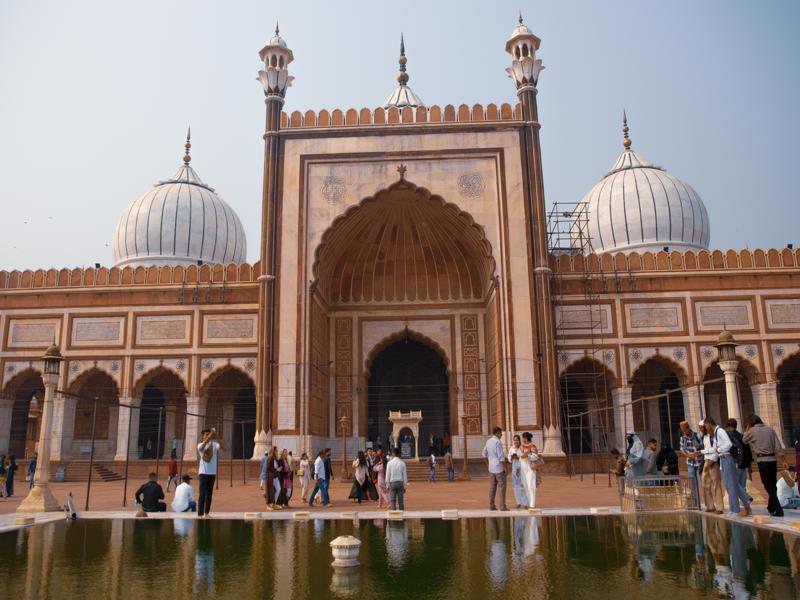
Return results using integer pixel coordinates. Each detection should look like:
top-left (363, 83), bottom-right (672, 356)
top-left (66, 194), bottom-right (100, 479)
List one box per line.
top-left (555, 304), bottom-right (612, 336)
top-left (765, 299), bottom-right (800, 329)
top-left (625, 302), bottom-right (682, 333)
top-left (66, 359), bottom-right (122, 388)
top-left (694, 300), bottom-right (753, 331)
top-left (71, 316), bottom-right (125, 346)
top-left (202, 314), bottom-right (257, 344)
top-left (135, 315), bottom-right (191, 345)
top-left (8, 318), bottom-right (61, 348)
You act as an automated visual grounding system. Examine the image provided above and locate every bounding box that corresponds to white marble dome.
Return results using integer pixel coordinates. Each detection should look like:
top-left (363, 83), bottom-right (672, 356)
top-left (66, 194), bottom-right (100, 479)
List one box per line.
top-left (112, 157), bottom-right (246, 268)
top-left (578, 141), bottom-right (710, 254)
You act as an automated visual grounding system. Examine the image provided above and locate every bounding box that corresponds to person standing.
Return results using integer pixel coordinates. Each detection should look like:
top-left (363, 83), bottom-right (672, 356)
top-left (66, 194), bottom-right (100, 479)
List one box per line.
top-left (27, 452), bottom-right (37, 490)
top-left (386, 447), bottom-right (408, 511)
top-left (643, 439), bottom-right (658, 476)
top-left (520, 432), bottom-right (539, 508)
top-left (444, 447), bottom-right (454, 482)
top-left (679, 421), bottom-right (704, 483)
top-left (166, 450), bottom-right (178, 492)
top-left (656, 442), bottom-right (680, 476)
top-left (264, 447), bottom-right (279, 510)
top-left (699, 419), bottom-right (724, 514)
top-left (298, 452), bottom-right (311, 503)
top-left (705, 416), bottom-right (750, 516)
top-left (308, 450), bottom-right (330, 506)
top-left (196, 428), bottom-right (221, 518)
top-left (279, 449), bottom-right (294, 507)
top-left (171, 474), bottom-right (197, 512)
top-left (482, 426), bottom-right (508, 511)
top-left (323, 448), bottom-right (333, 494)
top-left (5, 455), bottom-right (18, 497)
top-left (624, 431), bottom-right (645, 477)
top-left (259, 450), bottom-right (268, 491)
top-left (349, 451), bottom-right (369, 504)
top-left (374, 452), bottom-right (390, 508)
top-left (428, 449), bottom-right (436, 483)
top-left (743, 414), bottom-right (786, 517)
top-left (725, 418), bottom-right (753, 517)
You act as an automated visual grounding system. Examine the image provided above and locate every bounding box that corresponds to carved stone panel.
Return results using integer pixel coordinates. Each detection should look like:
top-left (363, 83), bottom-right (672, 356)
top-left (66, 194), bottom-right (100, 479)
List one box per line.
top-left (202, 314), bottom-right (258, 344)
top-left (765, 299), bottom-right (800, 329)
top-left (136, 315), bottom-right (191, 346)
top-left (460, 314), bottom-right (482, 435)
top-left (694, 301), bottom-right (753, 331)
top-left (624, 302), bottom-right (683, 334)
top-left (7, 318), bottom-right (61, 349)
top-left (71, 316), bottom-right (125, 347)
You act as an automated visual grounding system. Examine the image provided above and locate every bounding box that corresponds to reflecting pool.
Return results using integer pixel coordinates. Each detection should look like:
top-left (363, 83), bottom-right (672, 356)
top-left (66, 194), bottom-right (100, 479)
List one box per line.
top-left (0, 514), bottom-right (797, 599)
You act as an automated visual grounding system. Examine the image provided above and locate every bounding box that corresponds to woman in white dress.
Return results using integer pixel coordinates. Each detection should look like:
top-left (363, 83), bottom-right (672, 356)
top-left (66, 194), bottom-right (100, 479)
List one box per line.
top-left (508, 434), bottom-right (528, 508)
top-left (520, 432), bottom-right (538, 508)
top-left (298, 452), bottom-right (311, 503)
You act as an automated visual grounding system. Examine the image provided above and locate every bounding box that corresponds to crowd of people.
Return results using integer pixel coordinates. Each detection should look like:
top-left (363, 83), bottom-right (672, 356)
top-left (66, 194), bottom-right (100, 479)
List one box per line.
top-left (616, 413), bottom-right (799, 518)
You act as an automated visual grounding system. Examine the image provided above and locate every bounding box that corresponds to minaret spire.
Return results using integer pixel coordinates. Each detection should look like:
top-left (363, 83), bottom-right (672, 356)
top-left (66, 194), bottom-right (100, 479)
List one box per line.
top-left (383, 33), bottom-right (424, 108)
top-left (623, 110), bottom-right (632, 150)
top-left (397, 33), bottom-right (409, 85)
top-left (183, 127), bottom-right (191, 165)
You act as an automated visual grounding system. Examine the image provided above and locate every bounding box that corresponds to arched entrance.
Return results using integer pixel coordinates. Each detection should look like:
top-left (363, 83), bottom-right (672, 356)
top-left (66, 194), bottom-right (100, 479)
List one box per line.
top-left (630, 357), bottom-right (687, 447)
top-left (366, 338), bottom-right (450, 456)
top-left (69, 369), bottom-right (119, 459)
top-left (703, 360), bottom-right (757, 426)
top-left (202, 367), bottom-right (256, 459)
top-left (2, 369), bottom-right (44, 458)
top-left (133, 368), bottom-right (186, 459)
top-left (777, 354), bottom-right (800, 445)
top-left (559, 358), bottom-right (616, 454)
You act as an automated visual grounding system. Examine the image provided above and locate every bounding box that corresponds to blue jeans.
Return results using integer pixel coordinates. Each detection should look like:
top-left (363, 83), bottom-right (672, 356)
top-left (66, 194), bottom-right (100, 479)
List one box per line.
top-left (309, 479), bottom-right (330, 506)
top-left (720, 455), bottom-right (749, 513)
top-left (687, 464), bottom-right (701, 505)
top-left (390, 481), bottom-right (405, 510)
top-left (182, 500), bottom-right (197, 512)
top-left (429, 467), bottom-right (435, 481)
top-left (447, 467), bottom-right (454, 482)
top-left (784, 498), bottom-right (800, 508)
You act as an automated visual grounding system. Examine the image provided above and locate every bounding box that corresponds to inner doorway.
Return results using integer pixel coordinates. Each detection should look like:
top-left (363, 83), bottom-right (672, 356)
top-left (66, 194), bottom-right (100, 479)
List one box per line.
top-left (367, 339), bottom-right (449, 456)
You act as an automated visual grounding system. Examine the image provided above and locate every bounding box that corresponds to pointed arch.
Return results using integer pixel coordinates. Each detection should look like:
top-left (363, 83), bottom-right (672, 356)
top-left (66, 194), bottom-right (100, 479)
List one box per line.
top-left (131, 366), bottom-right (187, 459)
top-left (68, 368), bottom-right (120, 440)
top-left (200, 365), bottom-right (256, 459)
top-left (559, 357), bottom-right (618, 454)
top-left (364, 328), bottom-right (451, 377)
top-left (629, 355), bottom-right (688, 447)
top-left (1, 368), bottom-right (44, 458)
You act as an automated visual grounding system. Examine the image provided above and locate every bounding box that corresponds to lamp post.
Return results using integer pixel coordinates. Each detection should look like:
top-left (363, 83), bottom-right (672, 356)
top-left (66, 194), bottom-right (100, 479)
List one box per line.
top-left (460, 414), bottom-right (471, 480)
top-left (339, 414), bottom-right (351, 480)
top-left (17, 343), bottom-right (63, 512)
top-left (716, 329), bottom-right (742, 426)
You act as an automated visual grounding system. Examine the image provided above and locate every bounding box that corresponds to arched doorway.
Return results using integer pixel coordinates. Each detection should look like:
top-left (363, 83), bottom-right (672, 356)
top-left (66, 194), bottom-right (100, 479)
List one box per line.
top-left (630, 357), bottom-right (687, 448)
top-left (133, 369), bottom-right (186, 459)
top-left (69, 369), bottom-right (119, 459)
top-left (366, 338), bottom-right (450, 456)
top-left (777, 354), bottom-right (800, 446)
top-left (559, 358), bottom-right (616, 454)
top-left (202, 367), bottom-right (256, 459)
top-left (2, 369), bottom-right (44, 458)
top-left (703, 360), bottom-right (757, 427)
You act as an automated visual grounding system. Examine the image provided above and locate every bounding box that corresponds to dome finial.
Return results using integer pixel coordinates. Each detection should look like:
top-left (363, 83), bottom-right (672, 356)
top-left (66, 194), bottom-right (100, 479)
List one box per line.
top-left (275, 21), bottom-right (279, 36)
top-left (622, 109), bottom-right (632, 150)
top-left (518, 9), bottom-right (524, 24)
top-left (183, 127), bottom-right (191, 165)
top-left (397, 33), bottom-right (409, 86)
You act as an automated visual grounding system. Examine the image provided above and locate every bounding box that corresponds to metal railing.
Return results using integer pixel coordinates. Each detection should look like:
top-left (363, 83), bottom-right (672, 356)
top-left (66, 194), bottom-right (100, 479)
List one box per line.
top-left (618, 475), bottom-right (700, 512)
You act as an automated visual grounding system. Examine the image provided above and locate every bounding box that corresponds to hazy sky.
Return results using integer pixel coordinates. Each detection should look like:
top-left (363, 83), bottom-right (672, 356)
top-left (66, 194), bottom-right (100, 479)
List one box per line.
top-left (1, 0), bottom-right (798, 270)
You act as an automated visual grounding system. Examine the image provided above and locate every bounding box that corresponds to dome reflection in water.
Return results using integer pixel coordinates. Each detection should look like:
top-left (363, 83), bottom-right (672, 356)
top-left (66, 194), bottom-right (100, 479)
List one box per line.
top-left (0, 514), bottom-right (796, 599)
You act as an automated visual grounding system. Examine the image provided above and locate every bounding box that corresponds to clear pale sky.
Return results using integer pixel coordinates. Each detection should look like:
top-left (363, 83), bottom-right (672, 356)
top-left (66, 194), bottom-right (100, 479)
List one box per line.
top-left (1, 0), bottom-right (798, 270)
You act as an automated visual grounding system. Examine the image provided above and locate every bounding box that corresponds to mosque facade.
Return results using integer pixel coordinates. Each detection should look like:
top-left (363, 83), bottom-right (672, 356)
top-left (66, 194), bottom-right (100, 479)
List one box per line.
top-left (1, 18), bottom-right (798, 469)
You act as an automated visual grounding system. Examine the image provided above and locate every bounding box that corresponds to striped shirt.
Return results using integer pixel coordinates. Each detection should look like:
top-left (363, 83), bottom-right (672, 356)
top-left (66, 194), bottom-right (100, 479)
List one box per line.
top-left (679, 431), bottom-right (703, 468)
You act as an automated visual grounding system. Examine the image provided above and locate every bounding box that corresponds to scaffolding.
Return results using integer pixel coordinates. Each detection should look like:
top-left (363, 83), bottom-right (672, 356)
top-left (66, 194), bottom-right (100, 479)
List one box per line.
top-left (547, 201), bottom-right (614, 480)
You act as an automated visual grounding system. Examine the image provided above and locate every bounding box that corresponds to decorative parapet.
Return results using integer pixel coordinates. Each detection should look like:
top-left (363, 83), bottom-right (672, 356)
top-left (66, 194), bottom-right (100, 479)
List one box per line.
top-left (0, 262), bottom-right (262, 290)
top-left (280, 103), bottom-right (523, 129)
top-left (550, 248), bottom-right (800, 275)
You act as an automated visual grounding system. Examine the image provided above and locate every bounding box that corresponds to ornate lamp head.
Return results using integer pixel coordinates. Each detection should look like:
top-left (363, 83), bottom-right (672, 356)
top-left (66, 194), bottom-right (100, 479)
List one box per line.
top-left (257, 22), bottom-right (295, 102)
top-left (505, 12), bottom-right (544, 91)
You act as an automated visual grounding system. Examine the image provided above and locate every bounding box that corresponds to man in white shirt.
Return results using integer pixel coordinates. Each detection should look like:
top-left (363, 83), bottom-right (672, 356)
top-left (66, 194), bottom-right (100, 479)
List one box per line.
top-left (708, 416), bottom-right (752, 516)
top-left (171, 474), bottom-right (197, 512)
top-left (777, 467), bottom-right (800, 509)
top-left (699, 418), bottom-right (724, 514)
top-left (197, 428), bottom-right (222, 518)
top-left (385, 447), bottom-right (409, 510)
top-left (482, 426), bottom-right (508, 511)
top-left (308, 450), bottom-right (330, 506)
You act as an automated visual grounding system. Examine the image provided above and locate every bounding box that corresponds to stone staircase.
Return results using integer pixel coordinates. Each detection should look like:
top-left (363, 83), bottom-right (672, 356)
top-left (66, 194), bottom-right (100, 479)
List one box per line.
top-left (57, 462), bottom-right (125, 482)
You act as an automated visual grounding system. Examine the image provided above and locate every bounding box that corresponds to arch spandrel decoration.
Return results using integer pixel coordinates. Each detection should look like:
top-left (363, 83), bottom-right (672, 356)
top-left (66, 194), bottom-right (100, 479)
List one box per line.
top-left (557, 348), bottom-right (618, 382)
top-left (772, 343), bottom-right (800, 375)
top-left (199, 360), bottom-right (257, 397)
top-left (628, 347), bottom-right (690, 386)
top-left (66, 359), bottom-right (123, 390)
top-left (132, 360), bottom-right (190, 398)
top-left (312, 177), bottom-right (496, 305)
top-left (1, 365), bottom-right (44, 397)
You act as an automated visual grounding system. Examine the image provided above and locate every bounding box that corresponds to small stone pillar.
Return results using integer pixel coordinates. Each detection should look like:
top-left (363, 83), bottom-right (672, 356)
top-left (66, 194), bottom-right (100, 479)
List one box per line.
top-left (611, 386), bottom-right (633, 451)
top-left (330, 535), bottom-right (361, 567)
top-left (114, 396), bottom-right (140, 461)
top-left (682, 383), bottom-right (705, 430)
top-left (183, 396), bottom-right (204, 461)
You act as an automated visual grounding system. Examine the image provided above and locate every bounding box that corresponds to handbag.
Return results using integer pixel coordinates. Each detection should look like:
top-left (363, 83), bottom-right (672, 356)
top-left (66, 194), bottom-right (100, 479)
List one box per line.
top-left (297, 468), bottom-right (305, 477)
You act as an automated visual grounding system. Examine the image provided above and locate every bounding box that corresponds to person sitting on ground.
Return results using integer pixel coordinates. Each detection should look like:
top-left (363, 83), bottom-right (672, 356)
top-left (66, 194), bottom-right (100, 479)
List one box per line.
top-left (643, 439), bottom-right (658, 476)
top-left (135, 472), bottom-right (166, 512)
top-left (777, 466), bottom-right (800, 509)
top-left (171, 474), bottom-right (197, 512)
top-left (610, 448), bottom-right (626, 477)
top-left (656, 442), bottom-right (680, 476)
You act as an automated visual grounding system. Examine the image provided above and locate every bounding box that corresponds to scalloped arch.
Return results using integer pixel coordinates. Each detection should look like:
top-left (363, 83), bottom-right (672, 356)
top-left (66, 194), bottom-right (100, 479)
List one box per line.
top-left (312, 177), bottom-right (495, 304)
top-left (200, 364), bottom-right (256, 397)
top-left (132, 365), bottom-right (187, 398)
top-left (364, 328), bottom-right (451, 378)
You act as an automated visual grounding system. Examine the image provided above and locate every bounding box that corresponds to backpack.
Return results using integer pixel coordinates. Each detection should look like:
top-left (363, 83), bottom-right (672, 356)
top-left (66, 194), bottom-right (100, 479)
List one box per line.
top-left (730, 431), bottom-right (752, 469)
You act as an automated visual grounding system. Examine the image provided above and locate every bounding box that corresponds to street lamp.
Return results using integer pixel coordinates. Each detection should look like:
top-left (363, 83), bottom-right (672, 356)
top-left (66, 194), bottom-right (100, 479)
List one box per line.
top-left (339, 414), bottom-right (351, 480)
top-left (716, 329), bottom-right (742, 426)
top-left (17, 343), bottom-right (63, 513)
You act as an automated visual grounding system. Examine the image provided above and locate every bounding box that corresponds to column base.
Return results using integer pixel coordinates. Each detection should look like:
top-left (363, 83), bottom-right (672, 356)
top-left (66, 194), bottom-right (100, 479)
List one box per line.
top-left (251, 429), bottom-right (272, 460)
top-left (542, 425), bottom-right (565, 456)
top-left (16, 485), bottom-right (61, 513)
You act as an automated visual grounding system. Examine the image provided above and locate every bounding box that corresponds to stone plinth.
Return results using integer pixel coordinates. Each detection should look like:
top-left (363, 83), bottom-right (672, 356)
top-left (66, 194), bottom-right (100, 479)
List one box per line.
top-left (330, 535), bottom-right (361, 567)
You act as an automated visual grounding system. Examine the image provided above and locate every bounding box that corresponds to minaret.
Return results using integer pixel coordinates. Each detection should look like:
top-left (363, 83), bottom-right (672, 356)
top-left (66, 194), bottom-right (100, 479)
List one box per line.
top-left (383, 34), bottom-right (424, 109)
top-left (254, 23), bottom-right (293, 458)
top-left (505, 13), bottom-right (563, 455)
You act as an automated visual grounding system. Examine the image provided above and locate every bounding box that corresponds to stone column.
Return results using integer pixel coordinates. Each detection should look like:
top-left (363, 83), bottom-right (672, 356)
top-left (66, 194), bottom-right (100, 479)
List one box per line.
top-left (611, 387), bottom-right (633, 451)
top-left (719, 359), bottom-right (742, 426)
top-left (49, 393), bottom-right (75, 461)
top-left (113, 396), bottom-right (140, 461)
top-left (0, 397), bottom-right (14, 454)
top-left (752, 382), bottom-right (782, 437)
top-left (682, 383), bottom-right (705, 431)
top-left (164, 408), bottom-right (176, 459)
top-left (222, 403), bottom-right (234, 460)
top-left (183, 396), bottom-right (204, 461)
top-left (107, 404), bottom-right (119, 455)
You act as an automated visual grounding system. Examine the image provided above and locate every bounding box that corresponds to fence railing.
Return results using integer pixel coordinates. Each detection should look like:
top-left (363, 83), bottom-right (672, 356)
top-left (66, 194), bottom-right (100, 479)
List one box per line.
top-left (618, 475), bottom-right (700, 512)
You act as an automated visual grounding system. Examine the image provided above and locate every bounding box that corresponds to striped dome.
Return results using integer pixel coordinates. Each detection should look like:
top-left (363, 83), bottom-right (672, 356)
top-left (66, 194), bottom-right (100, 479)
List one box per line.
top-left (112, 162), bottom-right (246, 268)
top-left (578, 148), bottom-right (711, 254)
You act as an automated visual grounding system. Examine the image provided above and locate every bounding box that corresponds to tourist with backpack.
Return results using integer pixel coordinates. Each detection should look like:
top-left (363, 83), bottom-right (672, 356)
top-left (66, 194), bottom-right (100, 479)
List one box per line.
top-left (705, 416), bottom-right (751, 517)
top-left (726, 418), bottom-right (753, 514)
